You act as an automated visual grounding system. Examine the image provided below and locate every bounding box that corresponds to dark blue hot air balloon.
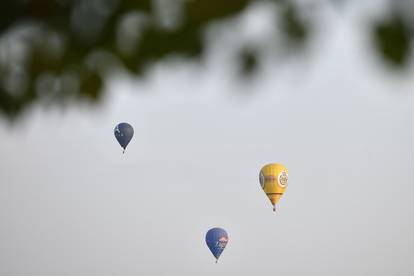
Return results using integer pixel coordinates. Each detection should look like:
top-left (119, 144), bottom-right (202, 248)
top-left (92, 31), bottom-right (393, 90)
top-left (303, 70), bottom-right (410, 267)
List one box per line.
top-left (114, 122), bottom-right (134, 153)
top-left (205, 227), bottom-right (228, 263)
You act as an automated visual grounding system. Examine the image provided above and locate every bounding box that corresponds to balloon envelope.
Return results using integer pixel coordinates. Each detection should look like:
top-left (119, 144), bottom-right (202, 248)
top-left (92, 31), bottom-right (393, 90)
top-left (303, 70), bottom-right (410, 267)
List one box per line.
top-left (114, 123), bottom-right (134, 152)
top-left (259, 163), bottom-right (288, 211)
top-left (205, 228), bottom-right (228, 262)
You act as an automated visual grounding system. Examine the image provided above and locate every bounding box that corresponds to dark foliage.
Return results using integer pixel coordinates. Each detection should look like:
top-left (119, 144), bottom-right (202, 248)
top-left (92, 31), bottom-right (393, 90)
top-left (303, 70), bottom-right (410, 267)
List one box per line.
top-left (0, 0), bottom-right (412, 120)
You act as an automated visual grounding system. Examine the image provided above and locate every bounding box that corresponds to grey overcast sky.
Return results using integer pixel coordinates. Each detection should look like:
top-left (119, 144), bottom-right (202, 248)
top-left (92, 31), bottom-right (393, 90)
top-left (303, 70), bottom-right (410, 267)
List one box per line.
top-left (1, 1), bottom-right (414, 276)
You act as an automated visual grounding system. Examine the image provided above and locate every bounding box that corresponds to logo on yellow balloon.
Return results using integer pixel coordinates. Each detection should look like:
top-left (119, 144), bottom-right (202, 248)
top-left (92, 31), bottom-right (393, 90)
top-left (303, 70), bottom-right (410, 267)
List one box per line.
top-left (278, 171), bottom-right (288, 187)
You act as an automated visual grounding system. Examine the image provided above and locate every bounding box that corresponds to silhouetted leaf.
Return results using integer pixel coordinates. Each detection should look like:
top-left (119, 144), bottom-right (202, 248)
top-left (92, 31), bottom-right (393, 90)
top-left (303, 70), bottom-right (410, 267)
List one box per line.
top-left (374, 14), bottom-right (411, 67)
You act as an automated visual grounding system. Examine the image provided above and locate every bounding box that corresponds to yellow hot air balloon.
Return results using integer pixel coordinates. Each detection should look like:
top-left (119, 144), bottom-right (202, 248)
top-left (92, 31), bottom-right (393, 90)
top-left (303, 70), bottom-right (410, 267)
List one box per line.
top-left (259, 163), bottom-right (288, 212)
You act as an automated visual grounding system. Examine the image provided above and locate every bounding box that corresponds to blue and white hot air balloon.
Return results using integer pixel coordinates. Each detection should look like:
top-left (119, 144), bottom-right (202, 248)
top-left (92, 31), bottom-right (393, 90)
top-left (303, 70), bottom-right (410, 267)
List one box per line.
top-left (205, 227), bottom-right (228, 263)
top-left (114, 122), bottom-right (134, 153)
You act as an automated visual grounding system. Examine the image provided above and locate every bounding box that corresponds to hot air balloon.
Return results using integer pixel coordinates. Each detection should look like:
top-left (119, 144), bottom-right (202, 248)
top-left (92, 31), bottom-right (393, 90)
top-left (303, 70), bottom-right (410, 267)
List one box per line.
top-left (114, 122), bottom-right (134, 153)
top-left (259, 163), bottom-right (288, 212)
top-left (205, 228), bottom-right (228, 263)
